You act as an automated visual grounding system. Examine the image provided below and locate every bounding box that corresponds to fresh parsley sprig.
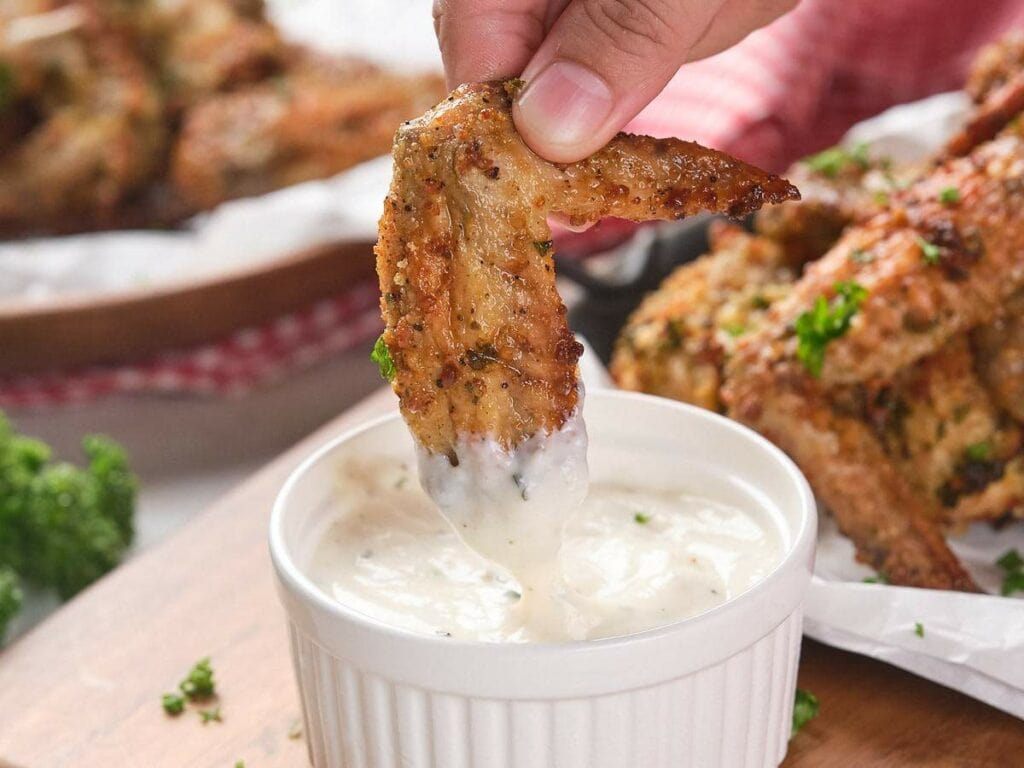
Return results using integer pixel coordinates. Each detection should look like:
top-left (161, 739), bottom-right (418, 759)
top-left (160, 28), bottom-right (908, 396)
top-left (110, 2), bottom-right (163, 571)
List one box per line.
top-left (794, 281), bottom-right (867, 377)
top-left (371, 334), bottom-right (396, 382)
top-left (997, 549), bottom-right (1024, 596)
top-left (791, 689), bottom-right (820, 737)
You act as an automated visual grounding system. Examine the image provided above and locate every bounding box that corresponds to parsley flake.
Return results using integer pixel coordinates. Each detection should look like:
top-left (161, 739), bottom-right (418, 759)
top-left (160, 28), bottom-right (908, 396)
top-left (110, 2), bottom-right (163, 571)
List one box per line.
top-left (914, 235), bottom-right (941, 265)
top-left (863, 572), bottom-right (889, 584)
top-left (794, 281), bottom-right (867, 377)
top-left (371, 335), bottom-right (396, 382)
top-left (532, 240), bottom-right (553, 256)
top-left (938, 187), bottom-right (961, 205)
top-left (791, 689), bottom-right (820, 737)
top-left (180, 657), bottom-right (215, 700)
top-left (199, 706), bottom-right (222, 724)
top-left (634, 512), bottom-right (651, 524)
top-left (965, 441), bottom-right (993, 461)
top-left (849, 249), bottom-right (874, 264)
top-left (161, 693), bottom-right (185, 716)
top-left (724, 323), bottom-right (746, 337)
top-left (997, 549), bottom-right (1024, 596)
top-left (914, 622), bottom-right (925, 638)
top-left (804, 143), bottom-right (870, 178)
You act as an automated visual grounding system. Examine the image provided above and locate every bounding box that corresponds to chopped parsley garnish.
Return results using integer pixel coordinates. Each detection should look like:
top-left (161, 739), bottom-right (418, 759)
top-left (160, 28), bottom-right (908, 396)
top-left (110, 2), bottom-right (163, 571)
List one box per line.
top-left (235, 761), bottom-right (245, 768)
top-left (914, 235), bottom-right (941, 265)
top-left (370, 334), bottom-right (396, 382)
top-left (914, 622), bottom-right (925, 638)
top-left (795, 281), bottom-right (867, 377)
top-left (634, 512), bottom-right (651, 524)
top-left (791, 689), bottom-right (820, 737)
top-left (849, 248), bottom-right (874, 264)
top-left (965, 441), bottom-right (993, 461)
top-left (872, 191), bottom-right (891, 206)
top-left (751, 294), bottom-right (770, 310)
top-left (162, 693), bottom-right (185, 716)
top-left (532, 240), bottom-right (553, 256)
top-left (938, 187), bottom-right (961, 205)
top-left (724, 323), bottom-right (746, 337)
top-left (804, 142), bottom-right (870, 178)
top-left (180, 657), bottom-right (215, 700)
top-left (199, 706), bottom-right (222, 724)
top-left (863, 572), bottom-right (889, 584)
top-left (997, 549), bottom-right (1024, 596)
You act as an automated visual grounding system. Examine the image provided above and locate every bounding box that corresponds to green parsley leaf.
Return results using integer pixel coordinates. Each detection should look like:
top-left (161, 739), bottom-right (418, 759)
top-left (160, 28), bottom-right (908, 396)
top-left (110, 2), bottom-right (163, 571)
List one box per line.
top-left (849, 249), bottom-right (875, 264)
top-left (965, 441), bottom-right (993, 461)
top-left (791, 689), bottom-right (820, 737)
top-left (914, 235), bottom-right (941, 265)
top-left (532, 240), bottom-right (553, 256)
top-left (872, 191), bottom-right (891, 206)
top-left (370, 335), bottom-right (396, 382)
top-left (804, 143), bottom-right (870, 178)
top-left (724, 323), bottom-right (746, 337)
top-left (1002, 571), bottom-right (1024, 597)
top-left (161, 693), bottom-right (185, 716)
top-left (179, 657), bottom-right (215, 700)
top-left (914, 622), bottom-right (925, 638)
top-left (997, 549), bottom-right (1024, 596)
top-left (795, 281), bottom-right (868, 377)
top-left (751, 294), bottom-right (770, 310)
top-left (235, 761), bottom-right (245, 768)
top-left (938, 187), bottom-right (961, 205)
top-left (199, 706), bottom-right (222, 724)
top-left (863, 572), bottom-right (889, 584)
top-left (634, 512), bottom-right (651, 524)
top-left (996, 549), bottom-right (1023, 573)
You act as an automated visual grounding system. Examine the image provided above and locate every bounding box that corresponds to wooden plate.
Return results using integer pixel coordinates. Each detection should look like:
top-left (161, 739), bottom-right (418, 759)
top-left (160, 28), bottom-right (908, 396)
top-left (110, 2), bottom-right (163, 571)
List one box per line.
top-left (0, 240), bottom-right (376, 375)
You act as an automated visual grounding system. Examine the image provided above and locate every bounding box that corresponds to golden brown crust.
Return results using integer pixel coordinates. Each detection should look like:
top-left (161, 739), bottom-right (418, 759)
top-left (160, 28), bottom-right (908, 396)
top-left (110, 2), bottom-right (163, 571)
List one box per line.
top-left (376, 81), bottom-right (798, 458)
top-left (966, 31), bottom-right (1024, 103)
top-left (172, 57), bottom-right (444, 209)
top-left (611, 224), bottom-right (794, 411)
top-left (945, 72), bottom-right (1024, 158)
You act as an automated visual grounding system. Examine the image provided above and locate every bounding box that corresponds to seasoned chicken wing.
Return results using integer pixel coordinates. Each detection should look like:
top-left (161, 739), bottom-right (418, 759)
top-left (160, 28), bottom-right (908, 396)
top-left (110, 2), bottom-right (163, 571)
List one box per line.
top-left (376, 81), bottom-right (798, 460)
top-left (0, 1), bottom-right (166, 234)
top-left (612, 223), bottom-right (795, 411)
top-left (724, 129), bottom-right (1024, 590)
top-left (172, 56), bottom-right (444, 209)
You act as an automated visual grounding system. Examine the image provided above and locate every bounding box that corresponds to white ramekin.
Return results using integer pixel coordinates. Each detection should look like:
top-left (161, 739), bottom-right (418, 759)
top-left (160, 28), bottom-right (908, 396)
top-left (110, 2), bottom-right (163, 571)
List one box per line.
top-left (270, 390), bottom-right (816, 768)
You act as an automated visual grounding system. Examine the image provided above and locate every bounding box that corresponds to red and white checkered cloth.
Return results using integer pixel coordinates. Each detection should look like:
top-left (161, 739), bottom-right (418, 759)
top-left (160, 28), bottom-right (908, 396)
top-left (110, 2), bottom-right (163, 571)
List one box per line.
top-left (5, 0), bottom-right (1023, 409)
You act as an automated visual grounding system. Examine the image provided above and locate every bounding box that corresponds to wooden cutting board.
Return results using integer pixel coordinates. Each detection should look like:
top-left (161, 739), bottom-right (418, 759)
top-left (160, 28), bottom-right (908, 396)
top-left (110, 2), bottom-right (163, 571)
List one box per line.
top-left (0, 388), bottom-right (1021, 768)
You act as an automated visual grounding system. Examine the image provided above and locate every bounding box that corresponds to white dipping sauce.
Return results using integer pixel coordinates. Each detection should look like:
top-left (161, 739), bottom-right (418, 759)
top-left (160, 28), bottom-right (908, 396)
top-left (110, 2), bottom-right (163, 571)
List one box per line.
top-left (308, 448), bottom-right (781, 643)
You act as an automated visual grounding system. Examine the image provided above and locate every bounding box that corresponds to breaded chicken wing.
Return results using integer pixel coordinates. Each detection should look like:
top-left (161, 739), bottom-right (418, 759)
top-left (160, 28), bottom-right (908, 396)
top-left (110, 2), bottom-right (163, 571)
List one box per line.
top-left (612, 223), bottom-right (795, 411)
top-left (974, 289), bottom-right (1024, 423)
top-left (172, 56), bottom-right (444, 209)
top-left (376, 81), bottom-right (798, 460)
top-left (0, 1), bottom-right (165, 234)
top-left (724, 130), bottom-right (1024, 590)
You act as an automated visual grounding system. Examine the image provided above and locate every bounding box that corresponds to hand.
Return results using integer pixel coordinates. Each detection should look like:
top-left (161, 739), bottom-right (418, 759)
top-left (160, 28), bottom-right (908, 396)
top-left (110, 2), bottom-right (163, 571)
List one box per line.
top-left (434, 0), bottom-right (797, 162)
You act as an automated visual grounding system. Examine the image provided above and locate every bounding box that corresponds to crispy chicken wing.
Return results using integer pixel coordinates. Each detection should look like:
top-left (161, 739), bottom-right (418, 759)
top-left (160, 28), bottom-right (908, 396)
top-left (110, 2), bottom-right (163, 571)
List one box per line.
top-left (724, 130), bottom-right (1024, 590)
top-left (611, 223), bottom-right (794, 411)
top-left (376, 81), bottom-right (797, 460)
top-left (172, 56), bottom-right (444, 209)
top-left (974, 289), bottom-right (1024, 423)
top-left (0, 1), bottom-right (166, 234)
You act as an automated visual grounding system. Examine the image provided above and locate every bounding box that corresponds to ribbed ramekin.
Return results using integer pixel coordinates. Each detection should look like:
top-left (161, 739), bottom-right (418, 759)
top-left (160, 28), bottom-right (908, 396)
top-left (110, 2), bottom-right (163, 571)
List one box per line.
top-left (271, 390), bottom-right (816, 768)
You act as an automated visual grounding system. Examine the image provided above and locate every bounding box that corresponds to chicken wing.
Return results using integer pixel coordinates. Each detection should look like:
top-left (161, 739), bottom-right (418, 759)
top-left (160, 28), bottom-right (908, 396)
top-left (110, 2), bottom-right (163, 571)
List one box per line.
top-left (376, 81), bottom-right (798, 460)
top-left (172, 55), bottom-right (444, 209)
top-left (724, 129), bottom-right (1024, 590)
top-left (611, 223), bottom-right (795, 411)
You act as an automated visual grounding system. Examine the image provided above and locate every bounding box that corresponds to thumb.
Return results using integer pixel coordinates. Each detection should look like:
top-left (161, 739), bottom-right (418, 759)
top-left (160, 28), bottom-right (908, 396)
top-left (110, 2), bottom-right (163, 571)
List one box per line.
top-left (512, 0), bottom-right (726, 162)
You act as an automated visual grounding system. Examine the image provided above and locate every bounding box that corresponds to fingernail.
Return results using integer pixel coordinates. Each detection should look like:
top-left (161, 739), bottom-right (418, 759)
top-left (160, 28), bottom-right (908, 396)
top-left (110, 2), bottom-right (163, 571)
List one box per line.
top-left (516, 61), bottom-right (614, 156)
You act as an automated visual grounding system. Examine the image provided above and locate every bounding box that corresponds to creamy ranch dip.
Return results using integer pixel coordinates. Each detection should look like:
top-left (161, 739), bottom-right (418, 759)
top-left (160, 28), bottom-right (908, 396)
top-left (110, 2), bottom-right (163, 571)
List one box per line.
top-left (308, 452), bottom-right (781, 642)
